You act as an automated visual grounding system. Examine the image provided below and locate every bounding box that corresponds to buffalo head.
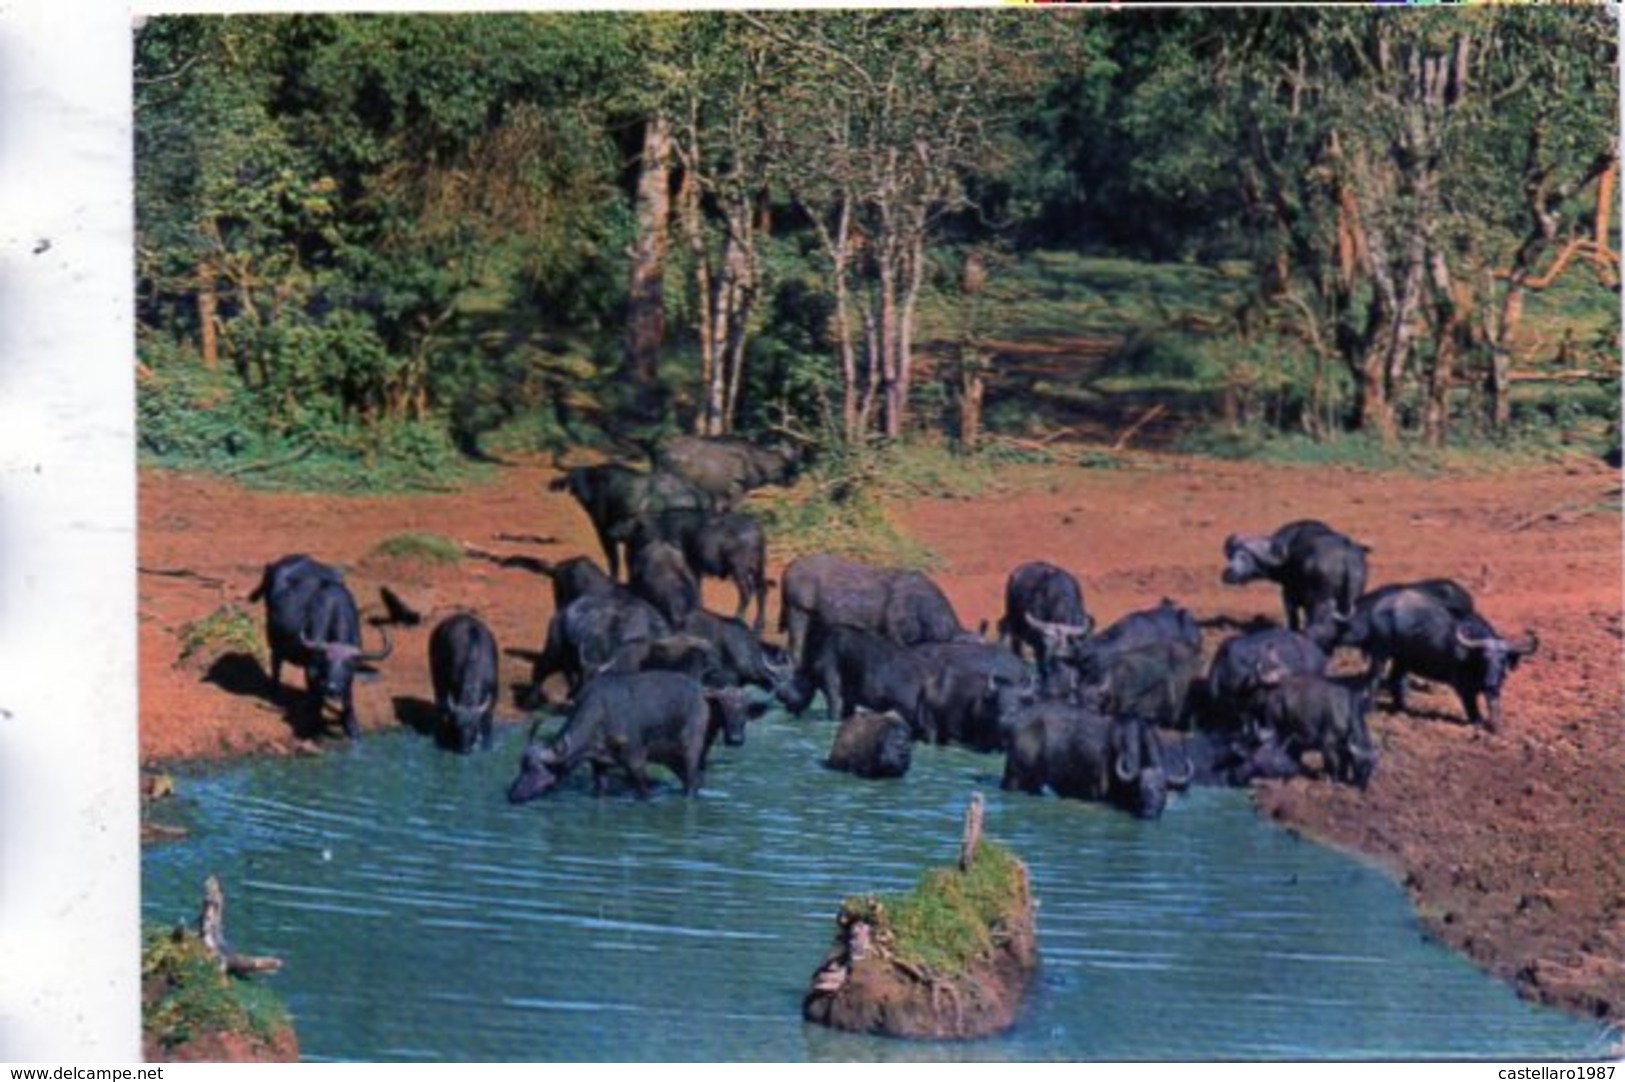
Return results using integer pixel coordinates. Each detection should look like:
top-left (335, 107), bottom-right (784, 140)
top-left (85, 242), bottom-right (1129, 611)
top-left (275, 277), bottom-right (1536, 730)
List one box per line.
top-left (1454, 621), bottom-right (1538, 731)
top-left (508, 743), bottom-right (563, 803)
top-left (301, 625), bottom-right (392, 702)
top-left (1221, 533), bottom-right (1280, 585)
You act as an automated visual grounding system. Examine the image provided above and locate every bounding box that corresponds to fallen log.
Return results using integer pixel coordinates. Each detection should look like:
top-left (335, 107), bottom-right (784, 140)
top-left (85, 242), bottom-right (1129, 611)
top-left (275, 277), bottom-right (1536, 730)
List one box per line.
top-left (199, 875), bottom-right (282, 977)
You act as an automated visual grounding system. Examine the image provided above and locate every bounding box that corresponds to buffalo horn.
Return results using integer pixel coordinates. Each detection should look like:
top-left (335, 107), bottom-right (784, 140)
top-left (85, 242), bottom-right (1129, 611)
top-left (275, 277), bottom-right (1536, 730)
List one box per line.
top-left (1114, 750), bottom-right (1137, 784)
top-left (1024, 612), bottom-right (1089, 640)
top-left (1168, 753), bottom-right (1195, 791)
top-left (1454, 625), bottom-right (1494, 650)
top-left (358, 624), bottom-right (394, 664)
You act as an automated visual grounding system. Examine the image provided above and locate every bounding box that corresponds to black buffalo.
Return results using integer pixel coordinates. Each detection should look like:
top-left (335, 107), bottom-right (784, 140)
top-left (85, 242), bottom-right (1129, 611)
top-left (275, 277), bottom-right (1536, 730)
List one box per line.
top-left (1198, 628), bottom-right (1328, 734)
top-left (1001, 704), bottom-right (1192, 819)
top-left (629, 540), bottom-right (701, 628)
top-left (1308, 577), bottom-right (1476, 652)
top-left (909, 641), bottom-right (1033, 751)
top-left (508, 672), bottom-right (750, 801)
top-left (1222, 519), bottom-right (1370, 632)
top-left (1160, 731), bottom-right (1303, 788)
top-left (428, 613), bottom-right (499, 753)
top-left (652, 435), bottom-right (802, 511)
top-left (1349, 589), bottom-right (1537, 731)
top-left (1076, 638), bottom-right (1202, 731)
top-left (779, 554), bottom-right (969, 664)
top-left (248, 554), bottom-right (392, 739)
top-left (997, 561), bottom-right (1092, 676)
top-left (620, 510), bottom-right (769, 631)
top-left (778, 623), bottom-right (931, 737)
top-left (1067, 599), bottom-right (1202, 687)
top-left (549, 464), bottom-right (713, 580)
top-left (825, 709), bottom-right (913, 779)
top-left (678, 608), bottom-right (796, 692)
top-left (1251, 661), bottom-right (1377, 788)
top-left (525, 592), bottom-right (671, 704)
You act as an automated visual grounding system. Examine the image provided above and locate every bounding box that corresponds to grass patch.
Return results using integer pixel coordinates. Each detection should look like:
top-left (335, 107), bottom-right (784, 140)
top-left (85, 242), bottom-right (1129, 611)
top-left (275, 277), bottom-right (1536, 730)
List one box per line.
top-left (367, 532), bottom-right (463, 566)
top-left (757, 487), bottom-right (938, 570)
top-left (177, 605), bottom-right (264, 668)
top-left (839, 841), bottom-right (1026, 976)
top-left (142, 925), bottom-right (292, 1054)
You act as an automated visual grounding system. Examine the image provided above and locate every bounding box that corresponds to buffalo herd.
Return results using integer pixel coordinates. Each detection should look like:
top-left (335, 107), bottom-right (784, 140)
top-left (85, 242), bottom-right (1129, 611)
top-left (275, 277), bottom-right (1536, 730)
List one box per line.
top-left (244, 434), bottom-right (1538, 821)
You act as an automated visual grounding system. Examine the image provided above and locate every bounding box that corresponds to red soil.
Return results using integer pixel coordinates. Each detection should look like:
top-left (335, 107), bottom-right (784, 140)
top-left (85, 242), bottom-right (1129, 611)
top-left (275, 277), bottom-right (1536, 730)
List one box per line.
top-left (138, 451), bottom-right (1624, 1027)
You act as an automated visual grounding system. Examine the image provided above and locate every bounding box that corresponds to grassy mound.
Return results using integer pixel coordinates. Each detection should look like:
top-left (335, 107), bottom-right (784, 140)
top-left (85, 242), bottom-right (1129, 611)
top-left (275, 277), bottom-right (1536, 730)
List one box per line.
top-left (840, 841), bottom-right (1027, 976)
top-left (141, 925), bottom-right (294, 1059)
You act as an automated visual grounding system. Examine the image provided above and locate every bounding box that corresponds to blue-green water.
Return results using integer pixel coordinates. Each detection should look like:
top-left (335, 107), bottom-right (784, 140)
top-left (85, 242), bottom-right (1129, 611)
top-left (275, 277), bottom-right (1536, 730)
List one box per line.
top-left (141, 718), bottom-right (1607, 1062)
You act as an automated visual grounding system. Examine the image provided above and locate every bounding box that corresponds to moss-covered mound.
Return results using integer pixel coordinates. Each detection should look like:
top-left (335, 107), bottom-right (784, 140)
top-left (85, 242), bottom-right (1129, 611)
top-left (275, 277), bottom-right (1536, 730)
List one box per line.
top-left (803, 841), bottom-right (1038, 1040)
top-left (141, 926), bottom-right (298, 1062)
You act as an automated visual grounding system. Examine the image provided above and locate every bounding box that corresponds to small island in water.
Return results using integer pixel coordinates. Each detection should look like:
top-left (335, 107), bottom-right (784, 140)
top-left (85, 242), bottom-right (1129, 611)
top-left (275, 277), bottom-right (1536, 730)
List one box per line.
top-left (803, 796), bottom-right (1038, 1040)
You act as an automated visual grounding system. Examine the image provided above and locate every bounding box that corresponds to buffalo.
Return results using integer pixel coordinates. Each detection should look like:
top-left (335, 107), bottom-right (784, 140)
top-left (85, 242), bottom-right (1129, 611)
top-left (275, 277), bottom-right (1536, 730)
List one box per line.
top-left (1160, 730), bottom-right (1303, 788)
top-left (1222, 519), bottom-right (1370, 633)
top-left (1068, 599), bottom-right (1201, 680)
top-left (428, 613), bottom-right (499, 753)
top-left (909, 640), bottom-right (1033, 751)
top-left (629, 540), bottom-right (701, 628)
top-left (1198, 628), bottom-right (1328, 734)
top-left (248, 554), bottom-right (391, 739)
top-left (1349, 588), bottom-right (1536, 731)
top-left (997, 561), bottom-right (1092, 676)
top-left (652, 435), bottom-right (802, 511)
top-left (778, 623), bottom-right (931, 737)
top-left (678, 608), bottom-right (797, 693)
top-left (1308, 577), bottom-right (1476, 653)
top-left (825, 709), bottom-right (913, 779)
top-left (525, 592), bottom-right (671, 705)
top-left (1001, 704), bottom-right (1192, 819)
top-left (507, 672), bottom-right (751, 801)
top-left (549, 464), bottom-right (713, 580)
top-left (1251, 659), bottom-right (1377, 788)
top-left (779, 554), bottom-right (970, 664)
top-left (620, 510), bottom-right (769, 630)
top-left (1076, 638), bottom-right (1202, 731)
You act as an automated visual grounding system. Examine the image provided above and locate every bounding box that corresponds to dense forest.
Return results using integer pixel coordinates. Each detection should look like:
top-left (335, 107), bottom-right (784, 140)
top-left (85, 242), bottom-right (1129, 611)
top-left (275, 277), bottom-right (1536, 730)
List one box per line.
top-left (134, 8), bottom-right (1620, 481)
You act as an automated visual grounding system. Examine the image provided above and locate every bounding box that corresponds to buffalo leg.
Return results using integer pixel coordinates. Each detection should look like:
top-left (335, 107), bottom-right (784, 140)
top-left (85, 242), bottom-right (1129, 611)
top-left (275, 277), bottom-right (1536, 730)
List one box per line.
top-left (339, 697), bottom-right (361, 741)
top-left (591, 762), bottom-right (610, 797)
top-left (595, 526), bottom-right (621, 582)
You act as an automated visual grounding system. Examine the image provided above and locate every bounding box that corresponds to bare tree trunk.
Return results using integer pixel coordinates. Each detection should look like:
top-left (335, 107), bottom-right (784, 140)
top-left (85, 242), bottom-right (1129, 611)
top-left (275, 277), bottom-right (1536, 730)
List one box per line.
top-left (676, 158), bottom-right (718, 436)
top-left (894, 230), bottom-right (926, 440)
top-left (624, 114), bottom-right (674, 422)
top-left (1422, 248), bottom-right (1463, 448)
top-left (196, 263), bottom-right (218, 371)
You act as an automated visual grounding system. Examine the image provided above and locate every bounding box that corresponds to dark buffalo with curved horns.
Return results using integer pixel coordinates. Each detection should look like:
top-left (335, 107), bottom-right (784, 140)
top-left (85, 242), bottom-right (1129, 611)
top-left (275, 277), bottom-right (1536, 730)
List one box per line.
top-left (1251, 654), bottom-right (1377, 788)
top-left (1001, 704), bottom-right (1192, 819)
top-left (523, 592), bottom-right (671, 705)
top-left (997, 561), bottom-right (1092, 676)
top-left (1222, 519), bottom-right (1369, 633)
top-left (1197, 628), bottom-right (1327, 734)
top-left (249, 554), bottom-right (392, 739)
top-left (429, 613), bottom-right (498, 753)
top-left (507, 672), bottom-right (749, 801)
top-left (1353, 588), bottom-right (1536, 732)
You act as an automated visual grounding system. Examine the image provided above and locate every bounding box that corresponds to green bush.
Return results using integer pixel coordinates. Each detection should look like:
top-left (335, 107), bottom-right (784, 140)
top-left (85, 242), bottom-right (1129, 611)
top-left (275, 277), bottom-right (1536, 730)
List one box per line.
top-left (178, 605), bottom-right (265, 667)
